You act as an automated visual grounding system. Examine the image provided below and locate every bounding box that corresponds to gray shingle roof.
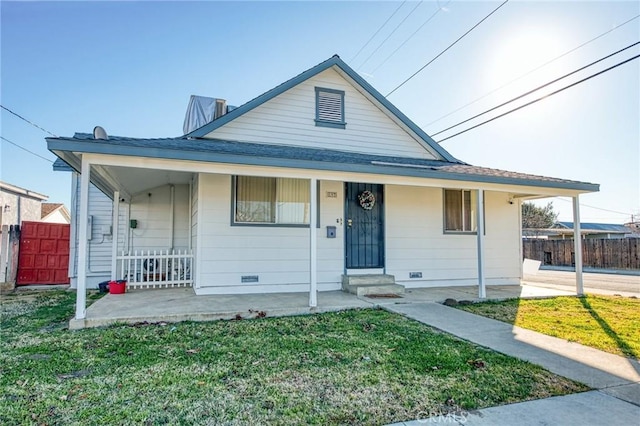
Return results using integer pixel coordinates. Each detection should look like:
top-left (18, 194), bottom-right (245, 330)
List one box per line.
top-left (556, 221), bottom-right (632, 232)
top-left (48, 133), bottom-right (599, 192)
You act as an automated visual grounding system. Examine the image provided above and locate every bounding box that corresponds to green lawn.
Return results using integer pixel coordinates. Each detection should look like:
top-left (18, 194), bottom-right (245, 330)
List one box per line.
top-left (457, 295), bottom-right (639, 359)
top-left (1, 290), bottom-right (587, 425)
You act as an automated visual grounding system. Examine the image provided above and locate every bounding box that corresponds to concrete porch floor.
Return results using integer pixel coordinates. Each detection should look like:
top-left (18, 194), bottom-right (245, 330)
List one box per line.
top-left (70, 284), bottom-right (575, 330)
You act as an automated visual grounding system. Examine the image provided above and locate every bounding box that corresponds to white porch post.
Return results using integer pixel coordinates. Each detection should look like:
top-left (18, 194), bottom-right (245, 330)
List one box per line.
top-left (76, 156), bottom-right (90, 320)
top-left (110, 191), bottom-right (120, 281)
top-left (309, 178), bottom-right (318, 307)
top-left (573, 195), bottom-right (584, 295)
top-left (476, 189), bottom-right (486, 299)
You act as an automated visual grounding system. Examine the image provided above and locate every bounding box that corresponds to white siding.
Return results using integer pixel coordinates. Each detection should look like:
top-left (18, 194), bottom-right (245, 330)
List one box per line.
top-left (69, 179), bottom-right (192, 289)
top-left (204, 68), bottom-right (437, 159)
top-left (196, 174), bottom-right (344, 294)
top-left (195, 176), bottom-right (522, 294)
top-left (127, 184), bottom-right (190, 252)
top-left (317, 180), bottom-right (344, 286)
top-left (385, 186), bottom-right (521, 287)
top-left (191, 175), bottom-right (198, 253)
top-left (69, 174), bottom-right (114, 287)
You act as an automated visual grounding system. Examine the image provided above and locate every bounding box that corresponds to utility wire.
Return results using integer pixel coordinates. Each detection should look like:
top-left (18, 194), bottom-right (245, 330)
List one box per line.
top-left (554, 197), bottom-right (633, 216)
top-left (0, 136), bottom-right (54, 163)
top-left (370, 0), bottom-right (452, 74)
top-left (350, 1), bottom-right (407, 63)
top-left (436, 53), bottom-right (640, 143)
top-left (386, 0), bottom-right (510, 97)
top-left (1, 105), bottom-right (58, 137)
top-left (424, 13), bottom-right (640, 128)
top-left (431, 41), bottom-right (640, 137)
top-left (358, 1), bottom-right (424, 70)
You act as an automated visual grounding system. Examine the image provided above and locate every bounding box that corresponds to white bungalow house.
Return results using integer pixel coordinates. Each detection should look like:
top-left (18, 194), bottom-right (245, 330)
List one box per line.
top-left (48, 55), bottom-right (598, 321)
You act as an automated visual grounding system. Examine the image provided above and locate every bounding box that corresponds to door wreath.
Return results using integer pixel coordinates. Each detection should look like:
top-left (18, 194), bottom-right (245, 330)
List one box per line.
top-left (358, 190), bottom-right (376, 210)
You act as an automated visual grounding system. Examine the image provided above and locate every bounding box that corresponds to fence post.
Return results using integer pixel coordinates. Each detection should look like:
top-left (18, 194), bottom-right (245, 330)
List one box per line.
top-left (7, 225), bottom-right (20, 283)
top-left (0, 225), bottom-right (8, 282)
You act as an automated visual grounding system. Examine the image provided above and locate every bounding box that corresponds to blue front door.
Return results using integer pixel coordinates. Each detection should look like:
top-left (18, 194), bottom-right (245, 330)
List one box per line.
top-left (345, 182), bottom-right (384, 269)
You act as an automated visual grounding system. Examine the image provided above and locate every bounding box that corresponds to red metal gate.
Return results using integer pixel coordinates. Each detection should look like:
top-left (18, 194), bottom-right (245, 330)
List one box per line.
top-left (17, 221), bottom-right (70, 285)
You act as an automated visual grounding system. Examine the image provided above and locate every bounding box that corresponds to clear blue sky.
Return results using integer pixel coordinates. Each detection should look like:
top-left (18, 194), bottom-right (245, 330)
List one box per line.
top-left (2, 1), bottom-right (638, 223)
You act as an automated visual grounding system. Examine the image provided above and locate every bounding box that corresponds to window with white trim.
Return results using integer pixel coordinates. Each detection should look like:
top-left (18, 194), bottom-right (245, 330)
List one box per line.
top-left (443, 189), bottom-right (478, 233)
top-left (234, 176), bottom-right (310, 225)
top-left (315, 87), bottom-right (346, 129)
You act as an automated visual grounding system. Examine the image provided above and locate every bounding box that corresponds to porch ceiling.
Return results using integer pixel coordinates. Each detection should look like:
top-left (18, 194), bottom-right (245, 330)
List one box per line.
top-left (100, 166), bottom-right (193, 196)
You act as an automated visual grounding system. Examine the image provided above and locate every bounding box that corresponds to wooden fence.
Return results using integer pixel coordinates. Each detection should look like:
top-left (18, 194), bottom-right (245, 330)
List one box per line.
top-left (523, 238), bottom-right (640, 270)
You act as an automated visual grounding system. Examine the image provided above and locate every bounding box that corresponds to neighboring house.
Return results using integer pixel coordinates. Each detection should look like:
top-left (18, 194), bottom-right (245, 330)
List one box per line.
top-left (0, 181), bottom-right (48, 227)
top-left (41, 203), bottom-right (71, 224)
top-left (47, 56), bottom-right (599, 321)
top-left (524, 221), bottom-right (639, 239)
top-left (550, 221), bottom-right (638, 239)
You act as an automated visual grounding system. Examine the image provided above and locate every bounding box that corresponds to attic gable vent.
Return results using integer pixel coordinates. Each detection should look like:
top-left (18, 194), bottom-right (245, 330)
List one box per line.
top-left (315, 87), bottom-right (346, 129)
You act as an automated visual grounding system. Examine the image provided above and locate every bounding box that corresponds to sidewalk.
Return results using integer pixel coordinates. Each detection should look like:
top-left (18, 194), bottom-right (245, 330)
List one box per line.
top-left (383, 302), bottom-right (640, 425)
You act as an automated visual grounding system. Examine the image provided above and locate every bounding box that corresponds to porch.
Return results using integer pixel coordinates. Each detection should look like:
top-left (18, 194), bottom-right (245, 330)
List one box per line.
top-left (69, 283), bottom-right (575, 329)
top-left (50, 137), bottom-right (595, 323)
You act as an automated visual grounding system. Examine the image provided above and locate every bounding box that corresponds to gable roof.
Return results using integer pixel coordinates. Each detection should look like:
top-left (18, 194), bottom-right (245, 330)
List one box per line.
top-left (41, 202), bottom-right (63, 218)
top-left (47, 133), bottom-right (599, 192)
top-left (185, 55), bottom-right (460, 163)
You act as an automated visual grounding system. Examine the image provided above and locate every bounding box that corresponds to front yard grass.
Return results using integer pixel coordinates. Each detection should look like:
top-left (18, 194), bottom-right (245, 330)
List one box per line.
top-left (1, 290), bottom-right (587, 425)
top-left (456, 295), bottom-right (639, 359)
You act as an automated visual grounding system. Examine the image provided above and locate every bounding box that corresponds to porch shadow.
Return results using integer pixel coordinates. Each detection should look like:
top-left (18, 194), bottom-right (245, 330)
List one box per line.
top-left (579, 296), bottom-right (638, 359)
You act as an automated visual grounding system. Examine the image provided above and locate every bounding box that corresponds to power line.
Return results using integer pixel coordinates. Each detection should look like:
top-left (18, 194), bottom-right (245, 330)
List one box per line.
top-left (436, 53), bottom-right (640, 143)
top-left (424, 13), bottom-right (640, 128)
top-left (350, 1), bottom-right (407, 63)
top-left (370, 0), bottom-right (452, 74)
top-left (431, 41), bottom-right (640, 137)
top-left (358, 1), bottom-right (424, 70)
top-left (386, 0), bottom-right (510, 97)
top-left (554, 197), bottom-right (633, 216)
top-left (0, 136), bottom-right (54, 163)
top-left (1, 105), bottom-right (58, 137)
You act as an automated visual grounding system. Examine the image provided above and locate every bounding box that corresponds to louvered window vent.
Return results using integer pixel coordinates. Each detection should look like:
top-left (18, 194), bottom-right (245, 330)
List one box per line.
top-left (315, 87), bottom-right (346, 129)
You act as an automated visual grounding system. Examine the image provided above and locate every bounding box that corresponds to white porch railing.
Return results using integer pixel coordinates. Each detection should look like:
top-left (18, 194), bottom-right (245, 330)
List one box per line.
top-left (117, 249), bottom-right (194, 289)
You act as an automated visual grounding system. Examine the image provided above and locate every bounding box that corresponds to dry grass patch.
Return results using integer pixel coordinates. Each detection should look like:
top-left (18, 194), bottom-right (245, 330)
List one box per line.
top-left (457, 295), bottom-right (639, 359)
top-left (1, 290), bottom-right (587, 425)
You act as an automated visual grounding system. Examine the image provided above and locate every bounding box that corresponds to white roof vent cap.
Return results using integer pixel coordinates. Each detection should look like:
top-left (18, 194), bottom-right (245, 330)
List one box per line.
top-left (93, 126), bottom-right (108, 140)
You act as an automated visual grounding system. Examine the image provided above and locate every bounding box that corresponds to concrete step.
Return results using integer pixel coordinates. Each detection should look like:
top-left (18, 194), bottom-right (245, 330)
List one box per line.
top-left (342, 274), bottom-right (396, 286)
top-left (341, 274), bottom-right (404, 296)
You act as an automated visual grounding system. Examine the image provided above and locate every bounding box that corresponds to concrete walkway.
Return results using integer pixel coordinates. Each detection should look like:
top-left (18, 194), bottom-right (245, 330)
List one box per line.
top-left (73, 284), bottom-right (571, 329)
top-left (384, 302), bottom-right (640, 425)
top-left (70, 288), bottom-right (372, 329)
